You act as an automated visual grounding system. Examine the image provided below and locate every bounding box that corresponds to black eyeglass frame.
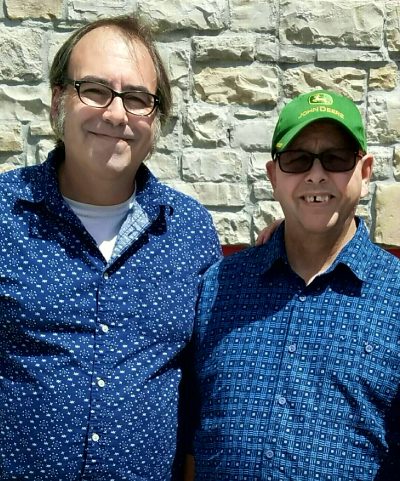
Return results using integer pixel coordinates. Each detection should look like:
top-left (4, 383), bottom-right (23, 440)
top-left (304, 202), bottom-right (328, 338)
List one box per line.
top-left (65, 79), bottom-right (160, 116)
top-left (273, 149), bottom-right (363, 174)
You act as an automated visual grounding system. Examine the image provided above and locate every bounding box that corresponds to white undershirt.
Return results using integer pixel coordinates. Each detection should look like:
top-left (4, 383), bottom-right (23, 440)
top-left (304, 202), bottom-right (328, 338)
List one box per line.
top-left (64, 194), bottom-right (134, 262)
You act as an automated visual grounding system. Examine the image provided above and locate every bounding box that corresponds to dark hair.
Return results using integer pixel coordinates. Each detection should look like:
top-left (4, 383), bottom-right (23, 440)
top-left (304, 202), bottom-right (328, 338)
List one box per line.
top-left (49, 15), bottom-right (171, 141)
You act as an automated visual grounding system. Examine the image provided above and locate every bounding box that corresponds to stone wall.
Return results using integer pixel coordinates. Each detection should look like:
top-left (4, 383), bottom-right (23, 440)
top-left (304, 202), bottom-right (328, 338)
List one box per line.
top-left (0, 0), bottom-right (399, 247)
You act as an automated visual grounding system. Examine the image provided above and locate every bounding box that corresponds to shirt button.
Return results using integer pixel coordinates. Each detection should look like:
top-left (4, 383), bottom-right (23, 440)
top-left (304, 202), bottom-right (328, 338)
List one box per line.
top-left (365, 344), bottom-right (374, 353)
top-left (265, 449), bottom-right (274, 459)
top-left (103, 272), bottom-right (109, 280)
top-left (97, 379), bottom-right (106, 388)
top-left (277, 396), bottom-right (286, 406)
top-left (92, 433), bottom-right (100, 442)
top-left (288, 344), bottom-right (296, 353)
top-left (298, 295), bottom-right (306, 302)
top-left (100, 324), bottom-right (109, 333)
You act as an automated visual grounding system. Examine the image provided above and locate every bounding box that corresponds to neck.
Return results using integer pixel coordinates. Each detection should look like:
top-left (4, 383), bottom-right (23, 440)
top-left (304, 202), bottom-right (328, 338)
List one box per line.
top-left (284, 219), bottom-right (357, 285)
top-left (57, 161), bottom-right (137, 206)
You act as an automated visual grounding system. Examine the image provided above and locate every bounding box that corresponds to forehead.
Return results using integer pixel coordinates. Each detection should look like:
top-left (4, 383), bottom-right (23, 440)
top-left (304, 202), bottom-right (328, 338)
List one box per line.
top-left (68, 26), bottom-right (157, 87)
top-left (290, 120), bottom-right (355, 148)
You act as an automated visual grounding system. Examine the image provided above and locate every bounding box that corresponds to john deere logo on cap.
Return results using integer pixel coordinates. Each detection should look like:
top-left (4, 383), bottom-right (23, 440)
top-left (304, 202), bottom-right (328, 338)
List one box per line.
top-left (308, 93), bottom-right (333, 106)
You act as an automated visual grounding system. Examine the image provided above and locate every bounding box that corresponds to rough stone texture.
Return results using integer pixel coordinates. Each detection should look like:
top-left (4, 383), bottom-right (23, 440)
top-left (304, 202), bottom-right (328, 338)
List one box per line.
top-left (194, 66), bottom-right (279, 106)
top-left (230, 0), bottom-right (278, 33)
top-left (5, 0), bottom-right (63, 19)
top-left (280, 0), bottom-right (384, 48)
top-left (0, 26), bottom-right (43, 81)
top-left (394, 147), bottom-right (400, 182)
top-left (369, 64), bottom-right (398, 91)
top-left (211, 211), bottom-right (251, 245)
top-left (374, 183), bottom-right (400, 247)
top-left (193, 36), bottom-right (255, 62)
top-left (183, 104), bottom-right (229, 148)
top-left (283, 66), bottom-right (367, 101)
top-left (138, 0), bottom-right (227, 33)
top-left (0, 122), bottom-right (23, 152)
top-left (386, 4), bottom-right (400, 54)
top-left (0, 1), bottom-right (398, 247)
top-left (182, 149), bottom-right (245, 182)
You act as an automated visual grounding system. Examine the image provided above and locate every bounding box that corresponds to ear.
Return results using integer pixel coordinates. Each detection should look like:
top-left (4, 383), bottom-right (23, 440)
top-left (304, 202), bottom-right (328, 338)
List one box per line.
top-left (266, 160), bottom-right (277, 189)
top-left (50, 86), bottom-right (63, 122)
top-left (360, 153), bottom-right (373, 198)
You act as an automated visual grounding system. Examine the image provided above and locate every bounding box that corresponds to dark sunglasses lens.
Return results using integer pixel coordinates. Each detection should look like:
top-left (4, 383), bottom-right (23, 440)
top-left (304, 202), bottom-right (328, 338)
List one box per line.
top-left (320, 151), bottom-right (356, 172)
top-left (278, 152), bottom-right (313, 173)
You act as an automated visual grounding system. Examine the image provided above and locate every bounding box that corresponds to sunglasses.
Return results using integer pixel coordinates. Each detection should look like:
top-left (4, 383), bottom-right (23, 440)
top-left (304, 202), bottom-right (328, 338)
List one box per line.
top-left (274, 149), bottom-right (363, 174)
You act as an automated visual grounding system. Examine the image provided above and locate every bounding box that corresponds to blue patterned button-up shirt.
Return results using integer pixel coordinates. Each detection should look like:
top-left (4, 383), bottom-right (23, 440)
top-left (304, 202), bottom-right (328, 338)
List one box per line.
top-left (0, 150), bottom-right (221, 481)
top-left (192, 221), bottom-right (400, 481)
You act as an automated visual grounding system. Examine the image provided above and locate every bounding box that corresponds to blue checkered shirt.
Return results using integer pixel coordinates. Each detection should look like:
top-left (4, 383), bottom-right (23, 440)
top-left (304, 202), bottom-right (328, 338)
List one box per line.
top-left (192, 220), bottom-right (400, 481)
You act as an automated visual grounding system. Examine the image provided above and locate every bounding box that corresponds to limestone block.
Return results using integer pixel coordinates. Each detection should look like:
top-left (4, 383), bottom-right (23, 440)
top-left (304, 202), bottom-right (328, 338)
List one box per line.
top-left (368, 147), bottom-right (393, 182)
top-left (0, 163), bottom-right (18, 173)
top-left (317, 48), bottom-right (388, 63)
top-left (5, 0), bottom-right (63, 19)
top-left (0, 122), bottom-right (23, 152)
top-left (170, 181), bottom-right (247, 207)
top-left (156, 117), bottom-right (182, 152)
top-left (0, 85), bottom-right (51, 122)
top-left (157, 43), bottom-right (190, 89)
top-left (68, 0), bottom-right (132, 20)
top-left (386, 4), bottom-right (400, 53)
top-left (145, 152), bottom-right (181, 180)
top-left (230, 0), bottom-right (278, 33)
top-left (279, 45), bottom-right (316, 64)
top-left (48, 32), bottom-right (73, 72)
top-left (252, 181), bottom-right (274, 201)
top-left (355, 203), bottom-right (372, 230)
top-left (367, 91), bottom-right (400, 144)
top-left (138, 0), bottom-right (227, 33)
top-left (0, 26), bottom-right (43, 81)
top-left (34, 139), bottom-right (55, 165)
top-left (252, 200), bottom-right (284, 236)
top-left (194, 66), bottom-right (279, 106)
top-left (369, 64), bottom-right (398, 91)
top-left (184, 104), bottom-right (229, 148)
top-left (230, 118), bottom-right (273, 151)
top-left (193, 35), bottom-right (255, 62)
top-left (255, 36), bottom-right (279, 62)
top-left (29, 121), bottom-right (55, 138)
top-left (374, 183), bottom-right (400, 247)
top-left (283, 66), bottom-right (367, 101)
top-left (393, 146), bottom-right (400, 181)
top-left (182, 149), bottom-right (245, 182)
top-left (211, 210), bottom-right (251, 245)
top-left (248, 152), bottom-right (268, 181)
top-left (280, 0), bottom-right (384, 48)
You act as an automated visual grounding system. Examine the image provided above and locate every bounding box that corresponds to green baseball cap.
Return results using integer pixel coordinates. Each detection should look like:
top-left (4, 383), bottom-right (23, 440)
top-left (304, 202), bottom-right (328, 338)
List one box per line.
top-left (271, 90), bottom-right (367, 156)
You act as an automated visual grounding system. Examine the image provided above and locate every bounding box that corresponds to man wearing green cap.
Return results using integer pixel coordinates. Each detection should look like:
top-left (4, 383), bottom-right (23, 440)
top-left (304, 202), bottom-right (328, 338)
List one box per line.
top-left (187, 90), bottom-right (400, 480)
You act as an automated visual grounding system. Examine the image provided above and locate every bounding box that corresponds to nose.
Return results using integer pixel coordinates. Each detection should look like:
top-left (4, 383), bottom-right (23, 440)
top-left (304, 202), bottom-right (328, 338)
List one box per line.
top-left (102, 96), bottom-right (129, 126)
top-left (305, 157), bottom-right (327, 183)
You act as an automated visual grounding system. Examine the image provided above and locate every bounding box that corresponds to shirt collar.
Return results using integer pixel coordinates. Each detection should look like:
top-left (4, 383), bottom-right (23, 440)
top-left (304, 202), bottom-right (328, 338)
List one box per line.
top-left (254, 218), bottom-right (372, 282)
top-left (16, 148), bottom-right (174, 214)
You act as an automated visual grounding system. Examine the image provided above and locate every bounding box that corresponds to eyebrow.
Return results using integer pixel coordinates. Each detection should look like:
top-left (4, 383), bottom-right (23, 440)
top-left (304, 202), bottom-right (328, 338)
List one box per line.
top-left (78, 75), bottom-right (153, 94)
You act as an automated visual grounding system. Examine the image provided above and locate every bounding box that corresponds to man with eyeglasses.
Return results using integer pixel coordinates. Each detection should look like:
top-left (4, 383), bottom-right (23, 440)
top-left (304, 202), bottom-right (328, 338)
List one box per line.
top-left (0, 15), bottom-right (220, 481)
top-left (188, 90), bottom-right (400, 480)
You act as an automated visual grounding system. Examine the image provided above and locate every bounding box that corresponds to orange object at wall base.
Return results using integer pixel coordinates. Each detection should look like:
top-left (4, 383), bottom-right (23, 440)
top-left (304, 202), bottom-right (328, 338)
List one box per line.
top-left (222, 245), bottom-right (400, 259)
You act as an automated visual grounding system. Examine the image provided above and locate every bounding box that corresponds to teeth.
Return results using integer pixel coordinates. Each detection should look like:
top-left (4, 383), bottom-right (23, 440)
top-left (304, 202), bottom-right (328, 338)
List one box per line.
top-left (305, 195), bottom-right (330, 203)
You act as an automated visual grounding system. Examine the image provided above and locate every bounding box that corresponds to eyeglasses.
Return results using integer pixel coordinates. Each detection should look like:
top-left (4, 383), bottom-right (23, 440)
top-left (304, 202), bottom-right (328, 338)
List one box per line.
top-left (65, 79), bottom-right (160, 116)
top-left (273, 149), bottom-right (362, 174)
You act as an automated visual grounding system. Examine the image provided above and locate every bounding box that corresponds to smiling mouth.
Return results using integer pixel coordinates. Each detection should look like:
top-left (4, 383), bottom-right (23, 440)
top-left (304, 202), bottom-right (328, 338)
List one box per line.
top-left (91, 132), bottom-right (133, 142)
top-left (303, 195), bottom-right (332, 203)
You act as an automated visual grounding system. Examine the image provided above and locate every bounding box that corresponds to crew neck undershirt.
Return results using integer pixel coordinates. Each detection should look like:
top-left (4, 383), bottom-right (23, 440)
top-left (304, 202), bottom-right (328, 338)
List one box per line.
top-left (64, 194), bottom-right (135, 261)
